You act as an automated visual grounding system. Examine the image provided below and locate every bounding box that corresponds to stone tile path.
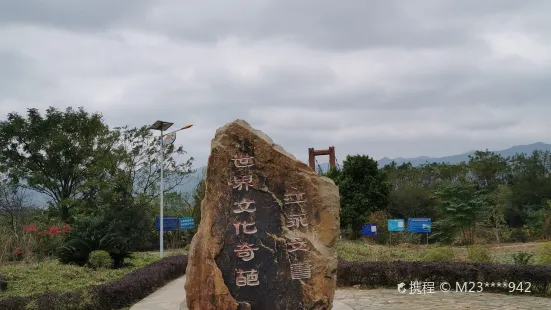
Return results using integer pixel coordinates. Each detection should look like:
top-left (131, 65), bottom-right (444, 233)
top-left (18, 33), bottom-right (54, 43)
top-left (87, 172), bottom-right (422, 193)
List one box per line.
top-left (130, 276), bottom-right (551, 310)
top-left (334, 288), bottom-right (551, 310)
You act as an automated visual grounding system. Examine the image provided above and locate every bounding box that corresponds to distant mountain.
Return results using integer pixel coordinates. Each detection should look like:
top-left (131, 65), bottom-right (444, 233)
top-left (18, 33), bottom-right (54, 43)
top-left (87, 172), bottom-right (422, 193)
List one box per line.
top-left (376, 142), bottom-right (551, 167)
top-left (27, 166), bottom-right (207, 207)
top-left (181, 142), bottom-right (551, 192)
top-left (171, 166), bottom-right (206, 197)
top-left (24, 142), bottom-right (551, 204)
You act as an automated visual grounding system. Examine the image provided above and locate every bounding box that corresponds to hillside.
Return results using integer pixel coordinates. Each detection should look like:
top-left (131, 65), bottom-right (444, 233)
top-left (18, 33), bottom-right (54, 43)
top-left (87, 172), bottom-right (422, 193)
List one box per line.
top-left (154, 142), bottom-right (551, 195)
top-left (27, 142), bottom-right (551, 205)
top-left (376, 142), bottom-right (551, 167)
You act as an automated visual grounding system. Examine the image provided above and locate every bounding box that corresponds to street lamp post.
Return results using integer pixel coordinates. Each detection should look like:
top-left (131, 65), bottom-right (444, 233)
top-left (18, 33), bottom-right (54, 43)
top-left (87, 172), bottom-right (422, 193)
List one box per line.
top-left (149, 120), bottom-right (193, 258)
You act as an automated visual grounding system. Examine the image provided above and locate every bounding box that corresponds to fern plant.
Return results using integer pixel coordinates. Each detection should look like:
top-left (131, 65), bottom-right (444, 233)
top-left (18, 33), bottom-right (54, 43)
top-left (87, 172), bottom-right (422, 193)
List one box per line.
top-left (511, 252), bottom-right (534, 265)
top-left (57, 233), bottom-right (132, 268)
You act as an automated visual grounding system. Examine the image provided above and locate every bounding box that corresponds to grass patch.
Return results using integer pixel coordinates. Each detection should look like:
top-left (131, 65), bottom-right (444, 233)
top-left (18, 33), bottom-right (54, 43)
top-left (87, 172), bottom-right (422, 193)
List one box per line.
top-left (337, 240), bottom-right (544, 263)
top-left (0, 252), bottom-right (160, 299)
top-left (0, 255), bottom-right (188, 310)
top-left (424, 247), bottom-right (455, 261)
top-left (338, 241), bottom-right (424, 261)
top-left (467, 245), bottom-right (493, 263)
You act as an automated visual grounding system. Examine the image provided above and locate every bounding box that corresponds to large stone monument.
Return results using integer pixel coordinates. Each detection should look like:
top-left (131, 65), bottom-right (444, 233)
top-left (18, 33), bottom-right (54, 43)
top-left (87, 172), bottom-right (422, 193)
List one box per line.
top-left (185, 120), bottom-right (340, 310)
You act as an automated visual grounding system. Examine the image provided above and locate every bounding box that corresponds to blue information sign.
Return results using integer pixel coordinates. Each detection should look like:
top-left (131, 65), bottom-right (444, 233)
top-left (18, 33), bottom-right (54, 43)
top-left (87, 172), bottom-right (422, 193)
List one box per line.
top-left (361, 224), bottom-right (377, 236)
top-left (179, 217), bottom-right (195, 230)
top-left (155, 216), bottom-right (179, 231)
top-left (388, 219), bottom-right (405, 232)
top-left (407, 218), bottom-right (431, 233)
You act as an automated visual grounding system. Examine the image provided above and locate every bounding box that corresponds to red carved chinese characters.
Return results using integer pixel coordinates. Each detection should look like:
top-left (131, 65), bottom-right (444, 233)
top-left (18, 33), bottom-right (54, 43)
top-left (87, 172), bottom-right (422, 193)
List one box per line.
top-left (231, 175), bottom-right (253, 191)
top-left (284, 191), bottom-right (312, 281)
top-left (284, 193), bottom-right (306, 205)
top-left (287, 238), bottom-right (308, 253)
top-left (233, 221), bottom-right (258, 235)
top-left (234, 242), bottom-right (259, 261)
top-left (286, 213), bottom-right (308, 229)
top-left (233, 198), bottom-right (256, 213)
top-left (233, 153), bottom-right (254, 168)
top-left (236, 269), bottom-right (260, 286)
top-left (290, 263), bottom-right (311, 280)
top-left (230, 152), bottom-right (260, 287)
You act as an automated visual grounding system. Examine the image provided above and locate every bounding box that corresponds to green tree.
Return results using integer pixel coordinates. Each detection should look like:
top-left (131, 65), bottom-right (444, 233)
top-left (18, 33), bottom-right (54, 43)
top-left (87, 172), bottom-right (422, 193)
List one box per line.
top-left (507, 151), bottom-right (551, 227)
top-left (0, 180), bottom-right (34, 235)
top-left (0, 107), bottom-right (121, 222)
top-left (115, 125), bottom-right (194, 202)
top-left (162, 192), bottom-right (190, 217)
top-left (481, 184), bottom-right (510, 243)
top-left (468, 150), bottom-right (508, 190)
top-left (383, 162), bottom-right (437, 218)
top-left (338, 155), bottom-right (390, 239)
top-left (72, 124), bottom-right (195, 249)
top-left (191, 175), bottom-right (206, 228)
top-left (321, 166), bottom-right (341, 184)
top-left (433, 181), bottom-right (486, 244)
top-left (524, 199), bottom-right (551, 240)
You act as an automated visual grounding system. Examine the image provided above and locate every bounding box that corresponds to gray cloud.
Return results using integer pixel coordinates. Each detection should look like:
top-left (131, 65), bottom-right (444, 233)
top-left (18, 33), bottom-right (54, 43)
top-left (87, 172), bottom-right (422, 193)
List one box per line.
top-left (139, 0), bottom-right (525, 50)
top-left (1, 0), bottom-right (551, 166)
top-left (0, 0), bottom-right (151, 30)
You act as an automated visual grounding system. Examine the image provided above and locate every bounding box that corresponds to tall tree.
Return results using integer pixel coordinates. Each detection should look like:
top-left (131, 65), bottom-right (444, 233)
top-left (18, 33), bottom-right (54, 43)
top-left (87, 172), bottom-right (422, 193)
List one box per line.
top-left (338, 155), bottom-right (390, 238)
top-left (321, 166), bottom-right (341, 184)
top-left (384, 162), bottom-right (437, 218)
top-left (433, 181), bottom-right (486, 244)
top-left (482, 184), bottom-right (510, 243)
top-left (191, 176), bottom-right (206, 228)
top-left (0, 179), bottom-right (32, 235)
top-left (507, 151), bottom-right (551, 227)
top-left (0, 107), bottom-right (121, 222)
top-left (468, 150), bottom-right (508, 190)
top-left (70, 125), bottom-right (195, 249)
top-left (115, 125), bottom-right (194, 202)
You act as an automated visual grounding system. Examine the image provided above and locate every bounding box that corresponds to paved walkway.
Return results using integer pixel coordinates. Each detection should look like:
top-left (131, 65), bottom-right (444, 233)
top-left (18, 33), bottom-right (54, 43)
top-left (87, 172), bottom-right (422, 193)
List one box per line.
top-left (131, 276), bottom-right (551, 310)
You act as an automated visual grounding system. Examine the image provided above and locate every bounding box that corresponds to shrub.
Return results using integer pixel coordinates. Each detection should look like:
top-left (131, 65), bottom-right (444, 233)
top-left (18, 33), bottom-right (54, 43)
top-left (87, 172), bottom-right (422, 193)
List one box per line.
top-left (12, 248), bottom-right (24, 261)
top-left (0, 296), bottom-right (32, 310)
top-left (70, 207), bottom-right (155, 252)
top-left (0, 273), bottom-right (7, 291)
top-left (536, 242), bottom-right (551, 265)
top-left (92, 254), bottom-right (188, 309)
top-left (88, 250), bottom-right (113, 269)
top-left (32, 224), bottom-right (72, 256)
top-left (0, 226), bottom-right (38, 263)
top-left (366, 211), bottom-right (389, 244)
top-left (467, 245), bottom-right (492, 263)
top-left (396, 232), bottom-right (421, 245)
top-left (0, 255), bottom-right (189, 310)
top-left (31, 291), bottom-right (93, 310)
top-left (2, 255), bottom-right (551, 310)
top-left (0, 227), bottom-right (16, 263)
top-left (373, 247), bottom-right (393, 262)
top-left (424, 247), bottom-right (455, 262)
top-left (336, 259), bottom-right (551, 296)
top-left (57, 234), bottom-right (132, 268)
top-left (511, 252), bottom-right (534, 265)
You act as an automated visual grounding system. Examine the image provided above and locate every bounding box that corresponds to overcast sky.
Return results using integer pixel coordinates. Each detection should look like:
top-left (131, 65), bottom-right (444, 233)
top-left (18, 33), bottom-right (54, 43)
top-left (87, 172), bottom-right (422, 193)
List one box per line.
top-left (1, 0), bottom-right (551, 168)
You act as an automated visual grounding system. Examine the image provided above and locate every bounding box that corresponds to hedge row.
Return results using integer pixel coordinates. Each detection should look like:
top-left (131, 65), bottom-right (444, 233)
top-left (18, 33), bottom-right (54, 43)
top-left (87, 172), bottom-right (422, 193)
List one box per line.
top-left (337, 259), bottom-right (551, 296)
top-left (1, 257), bottom-right (550, 309)
top-left (0, 255), bottom-right (188, 310)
